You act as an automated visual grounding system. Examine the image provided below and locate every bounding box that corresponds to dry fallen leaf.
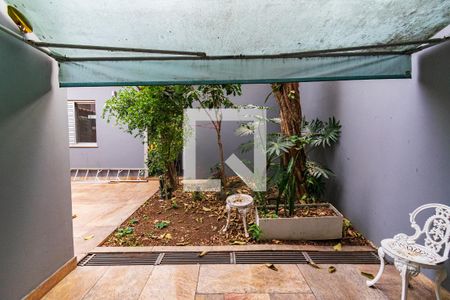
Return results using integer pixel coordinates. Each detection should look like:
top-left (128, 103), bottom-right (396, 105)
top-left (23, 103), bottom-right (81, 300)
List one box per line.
top-left (361, 271), bottom-right (375, 280)
top-left (84, 235), bottom-right (94, 240)
top-left (202, 207), bottom-right (212, 212)
top-left (159, 233), bottom-right (172, 240)
top-left (72, 214), bottom-right (77, 219)
top-left (198, 250), bottom-right (208, 257)
top-left (265, 263), bottom-right (278, 271)
top-left (328, 266), bottom-right (336, 273)
top-left (231, 240), bottom-right (247, 245)
top-left (176, 242), bottom-right (189, 246)
top-left (307, 261), bottom-right (321, 269)
top-left (333, 243), bottom-right (342, 251)
top-left (272, 240), bottom-right (282, 244)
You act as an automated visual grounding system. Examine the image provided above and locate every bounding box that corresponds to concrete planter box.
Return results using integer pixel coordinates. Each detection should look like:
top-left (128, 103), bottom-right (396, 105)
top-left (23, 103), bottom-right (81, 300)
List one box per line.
top-left (256, 203), bottom-right (343, 240)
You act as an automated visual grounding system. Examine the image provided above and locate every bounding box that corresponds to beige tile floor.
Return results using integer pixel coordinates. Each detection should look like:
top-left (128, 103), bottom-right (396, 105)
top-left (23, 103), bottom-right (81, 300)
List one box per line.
top-left (43, 262), bottom-right (449, 300)
top-left (71, 181), bottom-right (159, 259)
top-left (62, 183), bottom-right (449, 299)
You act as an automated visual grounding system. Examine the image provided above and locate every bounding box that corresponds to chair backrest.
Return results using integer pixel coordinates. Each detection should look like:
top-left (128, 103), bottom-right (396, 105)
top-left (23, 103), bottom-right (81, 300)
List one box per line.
top-left (409, 203), bottom-right (450, 260)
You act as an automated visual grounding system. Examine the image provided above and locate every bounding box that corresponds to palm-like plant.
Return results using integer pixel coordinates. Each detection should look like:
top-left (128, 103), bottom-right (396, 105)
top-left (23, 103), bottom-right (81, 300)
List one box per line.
top-left (238, 116), bottom-right (341, 216)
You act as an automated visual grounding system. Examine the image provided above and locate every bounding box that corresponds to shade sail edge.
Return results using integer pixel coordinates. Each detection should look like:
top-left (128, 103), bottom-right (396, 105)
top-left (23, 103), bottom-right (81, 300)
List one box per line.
top-left (59, 55), bottom-right (411, 87)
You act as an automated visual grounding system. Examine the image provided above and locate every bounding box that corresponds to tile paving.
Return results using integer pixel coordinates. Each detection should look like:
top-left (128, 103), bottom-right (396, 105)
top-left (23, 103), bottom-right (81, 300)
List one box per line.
top-left (71, 181), bottom-right (159, 259)
top-left (58, 183), bottom-right (449, 299)
top-left (44, 256), bottom-right (449, 299)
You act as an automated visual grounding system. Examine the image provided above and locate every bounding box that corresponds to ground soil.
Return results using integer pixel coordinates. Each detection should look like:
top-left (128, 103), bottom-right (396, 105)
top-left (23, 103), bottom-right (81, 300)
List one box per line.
top-left (102, 177), bottom-right (368, 247)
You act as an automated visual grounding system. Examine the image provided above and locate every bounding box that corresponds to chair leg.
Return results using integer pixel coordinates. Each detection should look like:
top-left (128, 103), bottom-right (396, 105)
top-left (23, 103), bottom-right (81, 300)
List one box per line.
top-left (400, 263), bottom-right (410, 300)
top-left (435, 268), bottom-right (447, 300)
top-left (367, 247), bottom-right (386, 287)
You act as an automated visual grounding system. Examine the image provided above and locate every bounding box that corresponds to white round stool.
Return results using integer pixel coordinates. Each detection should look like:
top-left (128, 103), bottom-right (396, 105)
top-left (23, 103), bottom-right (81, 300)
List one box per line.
top-left (222, 194), bottom-right (254, 237)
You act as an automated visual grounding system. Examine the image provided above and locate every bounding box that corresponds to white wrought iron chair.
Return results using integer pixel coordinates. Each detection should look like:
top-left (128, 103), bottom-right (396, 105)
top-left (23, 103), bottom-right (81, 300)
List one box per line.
top-left (367, 203), bottom-right (449, 300)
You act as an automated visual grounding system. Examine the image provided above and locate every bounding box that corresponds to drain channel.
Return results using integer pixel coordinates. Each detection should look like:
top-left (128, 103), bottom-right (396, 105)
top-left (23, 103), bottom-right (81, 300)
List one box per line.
top-left (78, 251), bottom-right (380, 267)
top-left (307, 251), bottom-right (381, 264)
top-left (161, 251), bottom-right (231, 265)
top-left (235, 251), bottom-right (307, 264)
top-left (79, 252), bottom-right (160, 266)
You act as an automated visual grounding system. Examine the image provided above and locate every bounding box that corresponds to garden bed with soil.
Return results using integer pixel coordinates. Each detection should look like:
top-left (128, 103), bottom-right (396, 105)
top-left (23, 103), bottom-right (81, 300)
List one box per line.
top-left (102, 178), bottom-right (368, 247)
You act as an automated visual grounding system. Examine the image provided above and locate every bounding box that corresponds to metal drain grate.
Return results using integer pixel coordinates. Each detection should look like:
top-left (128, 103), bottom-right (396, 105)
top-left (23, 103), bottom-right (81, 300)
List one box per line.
top-left (306, 251), bottom-right (380, 264)
top-left (78, 251), bottom-right (380, 266)
top-left (78, 252), bottom-right (160, 266)
top-left (235, 251), bottom-right (307, 264)
top-left (161, 251), bottom-right (231, 265)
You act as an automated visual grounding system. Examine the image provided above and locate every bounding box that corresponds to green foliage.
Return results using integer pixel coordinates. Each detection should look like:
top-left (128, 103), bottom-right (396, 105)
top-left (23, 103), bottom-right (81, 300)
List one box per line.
top-left (267, 135), bottom-right (295, 157)
top-left (260, 211), bottom-right (279, 219)
top-left (187, 84), bottom-right (242, 187)
top-left (115, 226), bottom-right (134, 238)
top-left (235, 123), bottom-right (256, 137)
top-left (171, 199), bottom-right (179, 209)
top-left (304, 160), bottom-right (334, 201)
top-left (103, 86), bottom-right (194, 183)
top-left (192, 191), bottom-right (204, 201)
top-left (248, 224), bottom-right (262, 241)
top-left (254, 192), bottom-right (266, 206)
top-left (146, 150), bottom-right (165, 177)
top-left (238, 114), bottom-right (341, 207)
top-left (188, 84), bottom-right (242, 109)
top-left (269, 117), bottom-right (341, 205)
top-left (154, 220), bottom-right (170, 229)
top-left (277, 155), bottom-right (299, 215)
top-left (343, 218), bottom-right (352, 232)
top-left (306, 161), bottom-right (333, 179)
top-left (128, 218), bottom-right (139, 225)
top-left (303, 117), bottom-right (341, 148)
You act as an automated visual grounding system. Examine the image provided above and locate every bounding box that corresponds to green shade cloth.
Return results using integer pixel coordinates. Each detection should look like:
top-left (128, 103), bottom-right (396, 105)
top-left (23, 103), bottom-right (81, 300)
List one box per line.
top-left (60, 55), bottom-right (411, 87)
top-left (5, 0), bottom-right (450, 86)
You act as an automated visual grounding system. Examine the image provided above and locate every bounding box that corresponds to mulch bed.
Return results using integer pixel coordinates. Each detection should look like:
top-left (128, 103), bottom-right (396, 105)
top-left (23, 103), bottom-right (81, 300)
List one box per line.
top-left (102, 177), bottom-right (368, 247)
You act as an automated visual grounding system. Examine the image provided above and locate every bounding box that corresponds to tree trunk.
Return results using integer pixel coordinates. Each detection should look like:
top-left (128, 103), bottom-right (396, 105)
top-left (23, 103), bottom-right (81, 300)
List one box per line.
top-left (272, 82), bottom-right (306, 197)
top-left (215, 120), bottom-right (227, 188)
top-left (166, 161), bottom-right (178, 189)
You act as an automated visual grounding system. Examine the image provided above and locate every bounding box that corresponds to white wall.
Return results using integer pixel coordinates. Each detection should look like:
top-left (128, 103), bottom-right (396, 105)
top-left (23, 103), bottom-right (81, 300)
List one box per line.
top-left (0, 16), bottom-right (74, 299)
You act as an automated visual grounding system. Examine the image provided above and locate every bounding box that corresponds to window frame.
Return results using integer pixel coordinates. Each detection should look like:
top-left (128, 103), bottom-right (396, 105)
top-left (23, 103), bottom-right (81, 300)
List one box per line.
top-left (68, 99), bottom-right (98, 148)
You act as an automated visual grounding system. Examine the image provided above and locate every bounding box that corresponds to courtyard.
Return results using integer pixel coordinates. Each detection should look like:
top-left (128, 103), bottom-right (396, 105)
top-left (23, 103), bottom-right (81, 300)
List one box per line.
top-left (1, 1), bottom-right (450, 299)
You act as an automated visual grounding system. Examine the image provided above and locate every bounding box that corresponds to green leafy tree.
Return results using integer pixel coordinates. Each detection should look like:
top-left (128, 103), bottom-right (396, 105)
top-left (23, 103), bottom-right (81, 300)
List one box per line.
top-left (102, 86), bottom-right (194, 190)
top-left (188, 84), bottom-right (242, 188)
top-left (271, 83), bottom-right (306, 197)
top-left (270, 83), bottom-right (341, 214)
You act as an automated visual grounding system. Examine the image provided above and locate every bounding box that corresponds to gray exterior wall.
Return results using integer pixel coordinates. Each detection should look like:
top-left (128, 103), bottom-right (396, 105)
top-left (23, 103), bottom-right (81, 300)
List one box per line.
top-left (0, 15), bottom-right (74, 300)
top-left (301, 29), bottom-right (450, 289)
top-left (68, 87), bottom-right (145, 169)
top-left (195, 84), bottom-right (278, 178)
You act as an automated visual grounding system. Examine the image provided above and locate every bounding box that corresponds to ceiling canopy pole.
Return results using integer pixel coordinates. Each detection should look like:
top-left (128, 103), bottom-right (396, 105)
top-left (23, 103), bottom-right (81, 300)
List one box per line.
top-left (3, 0), bottom-right (450, 86)
top-left (29, 41), bottom-right (207, 57)
top-left (52, 37), bottom-right (450, 62)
